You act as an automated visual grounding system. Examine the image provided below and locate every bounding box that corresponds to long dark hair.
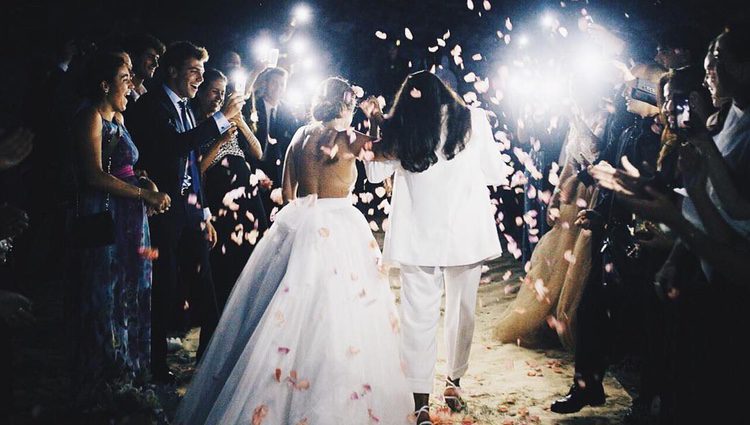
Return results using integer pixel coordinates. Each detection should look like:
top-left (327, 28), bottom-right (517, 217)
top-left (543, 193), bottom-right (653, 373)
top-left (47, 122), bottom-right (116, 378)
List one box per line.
top-left (83, 51), bottom-right (128, 100)
top-left (380, 70), bottom-right (472, 173)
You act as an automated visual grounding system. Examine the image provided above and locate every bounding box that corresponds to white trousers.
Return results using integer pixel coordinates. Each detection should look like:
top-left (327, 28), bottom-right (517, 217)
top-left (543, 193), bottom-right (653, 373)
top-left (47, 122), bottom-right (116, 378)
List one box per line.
top-left (399, 263), bottom-right (483, 394)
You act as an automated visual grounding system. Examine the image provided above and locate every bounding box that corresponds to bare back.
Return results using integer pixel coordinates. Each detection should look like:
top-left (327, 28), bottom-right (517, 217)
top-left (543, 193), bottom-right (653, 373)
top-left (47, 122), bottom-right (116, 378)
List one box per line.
top-left (282, 123), bottom-right (359, 201)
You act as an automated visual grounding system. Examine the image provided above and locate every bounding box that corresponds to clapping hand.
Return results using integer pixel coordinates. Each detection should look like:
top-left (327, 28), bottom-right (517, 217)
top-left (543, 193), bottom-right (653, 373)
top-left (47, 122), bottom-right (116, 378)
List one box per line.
top-left (589, 157), bottom-right (646, 196)
top-left (143, 191), bottom-right (171, 216)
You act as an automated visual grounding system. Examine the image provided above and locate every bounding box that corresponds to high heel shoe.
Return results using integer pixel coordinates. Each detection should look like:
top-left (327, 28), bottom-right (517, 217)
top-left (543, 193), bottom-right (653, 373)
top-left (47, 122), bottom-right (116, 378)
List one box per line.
top-left (414, 405), bottom-right (432, 425)
top-left (444, 378), bottom-right (467, 412)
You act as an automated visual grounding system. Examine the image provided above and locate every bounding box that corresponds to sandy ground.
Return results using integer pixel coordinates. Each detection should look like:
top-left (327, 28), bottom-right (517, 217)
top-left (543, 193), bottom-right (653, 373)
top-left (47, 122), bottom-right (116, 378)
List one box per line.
top-left (8, 241), bottom-right (632, 424)
top-left (167, 253), bottom-right (632, 425)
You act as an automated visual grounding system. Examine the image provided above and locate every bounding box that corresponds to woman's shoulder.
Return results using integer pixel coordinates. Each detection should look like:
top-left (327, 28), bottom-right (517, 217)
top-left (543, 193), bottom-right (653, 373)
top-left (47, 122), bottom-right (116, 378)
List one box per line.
top-left (74, 105), bottom-right (102, 130)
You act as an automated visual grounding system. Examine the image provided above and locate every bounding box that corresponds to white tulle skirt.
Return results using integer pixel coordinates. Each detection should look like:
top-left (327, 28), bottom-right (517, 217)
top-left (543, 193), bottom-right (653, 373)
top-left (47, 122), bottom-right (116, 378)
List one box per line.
top-left (174, 196), bottom-right (413, 425)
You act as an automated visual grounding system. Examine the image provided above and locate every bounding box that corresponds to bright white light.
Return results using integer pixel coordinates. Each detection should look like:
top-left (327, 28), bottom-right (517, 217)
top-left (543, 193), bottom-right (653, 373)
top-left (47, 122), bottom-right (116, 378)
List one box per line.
top-left (230, 69), bottom-right (248, 94)
top-left (293, 4), bottom-right (312, 24)
top-left (576, 48), bottom-right (606, 79)
top-left (253, 38), bottom-right (273, 61)
top-left (305, 75), bottom-right (321, 91)
top-left (290, 37), bottom-right (308, 55)
top-left (539, 74), bottom-right (565, 101)
top-left (301, 57), bottom-right (317, 70)
top-left (541, 13), bottom-right (555, 28)
top-left (518, 35), bottom-right (530, 47)
top-left (285, 88), bottom-right (304, 107)
top-left (508, 74), bottom-right (532, 96)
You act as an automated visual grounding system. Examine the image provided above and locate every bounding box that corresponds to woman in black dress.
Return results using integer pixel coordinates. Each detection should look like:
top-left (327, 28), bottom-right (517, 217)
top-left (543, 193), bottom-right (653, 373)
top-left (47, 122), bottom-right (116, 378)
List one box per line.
top-left (193, 69), bottom-right (266, 312)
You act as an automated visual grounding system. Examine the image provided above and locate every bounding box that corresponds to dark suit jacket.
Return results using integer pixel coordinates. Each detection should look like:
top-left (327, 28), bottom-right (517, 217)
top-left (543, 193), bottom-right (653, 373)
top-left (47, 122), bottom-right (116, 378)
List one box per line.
top-left (126, 86), bottom-right (221, 207)
top-left (243, 100), bottom-right (299, 184)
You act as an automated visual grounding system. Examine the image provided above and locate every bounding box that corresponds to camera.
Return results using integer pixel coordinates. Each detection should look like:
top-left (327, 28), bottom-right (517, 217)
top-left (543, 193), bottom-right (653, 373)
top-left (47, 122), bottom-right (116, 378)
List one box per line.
top-left (629, 78), bottom-right (658, 106)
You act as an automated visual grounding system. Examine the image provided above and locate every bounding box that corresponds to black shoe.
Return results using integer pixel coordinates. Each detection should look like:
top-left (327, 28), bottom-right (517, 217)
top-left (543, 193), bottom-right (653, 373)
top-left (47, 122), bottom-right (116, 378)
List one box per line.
top-left (551, 384), bottom-right (606, 414)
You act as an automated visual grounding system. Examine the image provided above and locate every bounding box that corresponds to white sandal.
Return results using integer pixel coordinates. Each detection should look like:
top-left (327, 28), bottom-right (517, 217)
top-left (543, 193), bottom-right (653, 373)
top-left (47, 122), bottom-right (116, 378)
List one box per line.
top-left (444, 378), bottom-right (467, 412)
top-left (414, 405), bottom-right (432, 425)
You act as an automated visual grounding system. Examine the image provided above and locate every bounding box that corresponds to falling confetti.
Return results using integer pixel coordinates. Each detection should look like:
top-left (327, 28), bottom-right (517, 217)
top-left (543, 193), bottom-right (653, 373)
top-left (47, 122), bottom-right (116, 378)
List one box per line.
top-left (375, 31), bottom-right (387, 40)
top-left (404, 27), bottom-right (413, 40)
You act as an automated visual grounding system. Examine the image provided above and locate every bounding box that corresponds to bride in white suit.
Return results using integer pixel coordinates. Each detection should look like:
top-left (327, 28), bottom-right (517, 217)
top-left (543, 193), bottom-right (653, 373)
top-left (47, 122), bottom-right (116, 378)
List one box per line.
top-left (361, 70), bottom-right (511, 425)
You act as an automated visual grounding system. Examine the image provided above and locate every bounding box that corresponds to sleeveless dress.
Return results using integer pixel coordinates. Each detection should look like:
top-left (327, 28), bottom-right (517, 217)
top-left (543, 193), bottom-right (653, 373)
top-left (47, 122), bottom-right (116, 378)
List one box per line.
top-left (202, 135), bottom-right (269, 311)
top-left (493, 111), bottom-right (605, 350)
top-left (72, 118), bottom-right (152, 403)
top-left (174, 195), bottom-right (412, 425)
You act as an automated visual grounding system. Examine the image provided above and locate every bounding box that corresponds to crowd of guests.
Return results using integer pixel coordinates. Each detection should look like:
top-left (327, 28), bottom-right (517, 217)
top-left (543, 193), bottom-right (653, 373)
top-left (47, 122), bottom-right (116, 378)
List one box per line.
top-left (492, 23), bottom-right (750, 425)
top-left (0, 15), bottom-right (748, 425)
top-left (0, 32), bottom-right (305, 423)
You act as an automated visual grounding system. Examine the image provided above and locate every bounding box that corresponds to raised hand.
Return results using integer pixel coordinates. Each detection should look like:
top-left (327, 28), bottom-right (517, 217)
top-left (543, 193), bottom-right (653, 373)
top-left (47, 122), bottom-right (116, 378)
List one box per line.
top-left (359, 96), bottom-right (384, 122)
top-left (221, 92), bottom-right (247, 120)
top-left (617, 186), bottom-right (681, 226)
top-left (590, 157), bottom-right (647, 197)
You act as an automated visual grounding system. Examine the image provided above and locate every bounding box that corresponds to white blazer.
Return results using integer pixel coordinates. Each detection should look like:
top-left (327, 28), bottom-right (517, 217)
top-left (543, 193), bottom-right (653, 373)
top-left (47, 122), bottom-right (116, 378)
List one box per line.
top-left (366, 107), bottom-right (511, 267)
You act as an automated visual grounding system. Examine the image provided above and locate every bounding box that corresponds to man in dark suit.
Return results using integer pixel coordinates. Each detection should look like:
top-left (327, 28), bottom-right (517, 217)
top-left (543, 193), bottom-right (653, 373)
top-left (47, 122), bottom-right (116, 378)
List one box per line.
top-left (244, 67), bottom-right (299, 222)
top-left (123, 33), bottom-right (165, 104)
top-left (127, 41), bottom-right (245, 382)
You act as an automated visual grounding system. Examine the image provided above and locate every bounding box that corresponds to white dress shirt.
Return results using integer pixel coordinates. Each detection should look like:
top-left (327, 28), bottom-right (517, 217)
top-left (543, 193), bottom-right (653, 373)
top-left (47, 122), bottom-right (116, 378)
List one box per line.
top-left (163, 85), bottom-right (231, 220)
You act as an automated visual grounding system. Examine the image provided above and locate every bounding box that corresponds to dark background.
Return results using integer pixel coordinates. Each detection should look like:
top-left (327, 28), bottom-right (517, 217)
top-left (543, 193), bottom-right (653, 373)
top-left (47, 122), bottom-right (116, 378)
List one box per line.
top-left (2, 0), bottom-right (748, 95)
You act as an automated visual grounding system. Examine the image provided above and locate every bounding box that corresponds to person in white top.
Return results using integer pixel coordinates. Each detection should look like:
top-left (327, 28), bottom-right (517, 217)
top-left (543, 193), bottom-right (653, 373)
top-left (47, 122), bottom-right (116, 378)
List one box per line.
top-left (361, 71), bottom-right (510, 424)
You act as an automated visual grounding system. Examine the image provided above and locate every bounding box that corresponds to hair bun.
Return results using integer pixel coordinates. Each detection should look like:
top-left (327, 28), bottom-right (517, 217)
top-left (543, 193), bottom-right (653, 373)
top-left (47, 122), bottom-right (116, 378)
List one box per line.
top-left (311, 77), bottom-right (355, 122)
top-left (312, 100), bottom-right (341, 122)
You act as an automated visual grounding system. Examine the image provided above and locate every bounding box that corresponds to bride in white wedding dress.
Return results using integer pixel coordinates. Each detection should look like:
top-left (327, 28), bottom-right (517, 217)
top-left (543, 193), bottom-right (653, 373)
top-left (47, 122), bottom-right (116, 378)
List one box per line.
top-left (173, 77), bottom-right (413, 425)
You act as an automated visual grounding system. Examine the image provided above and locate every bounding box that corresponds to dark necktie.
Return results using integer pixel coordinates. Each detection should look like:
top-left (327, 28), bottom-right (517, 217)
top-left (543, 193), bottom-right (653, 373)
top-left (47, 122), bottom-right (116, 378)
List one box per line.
top-left (179, 100), bottom-right (201, 198)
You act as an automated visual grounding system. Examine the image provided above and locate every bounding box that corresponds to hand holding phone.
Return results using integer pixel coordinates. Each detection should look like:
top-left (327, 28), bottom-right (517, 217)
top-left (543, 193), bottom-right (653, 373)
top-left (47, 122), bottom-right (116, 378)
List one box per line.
top-left (267, 48), bottom-right (279, 68)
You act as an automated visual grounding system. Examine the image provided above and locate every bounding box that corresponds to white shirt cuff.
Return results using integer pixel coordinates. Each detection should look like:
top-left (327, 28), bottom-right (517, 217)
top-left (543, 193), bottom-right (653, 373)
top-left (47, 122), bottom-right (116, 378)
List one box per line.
top-left (202, 208), bottom-right (212, 221)
top-left (213, 112), bottom-right (231, 133)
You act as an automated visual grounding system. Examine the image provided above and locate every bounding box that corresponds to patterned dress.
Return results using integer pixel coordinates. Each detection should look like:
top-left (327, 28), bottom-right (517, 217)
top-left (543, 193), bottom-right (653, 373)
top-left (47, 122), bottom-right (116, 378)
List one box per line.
top-left (72, 117), bottom-right (152, 405)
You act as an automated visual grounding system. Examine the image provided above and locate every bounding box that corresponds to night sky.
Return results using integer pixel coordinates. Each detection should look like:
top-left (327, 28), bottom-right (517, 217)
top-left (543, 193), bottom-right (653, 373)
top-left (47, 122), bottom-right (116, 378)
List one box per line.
top-left (1, 0), bottom-right (748, 121)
